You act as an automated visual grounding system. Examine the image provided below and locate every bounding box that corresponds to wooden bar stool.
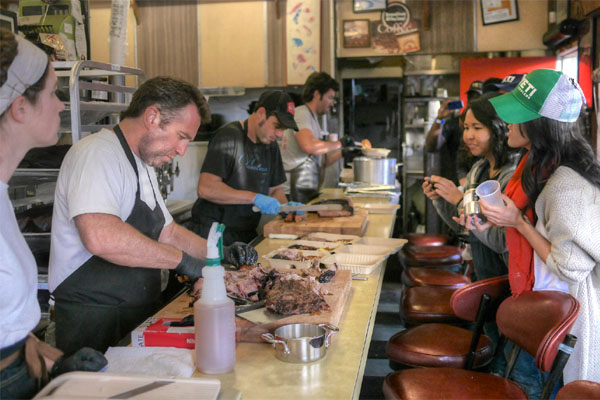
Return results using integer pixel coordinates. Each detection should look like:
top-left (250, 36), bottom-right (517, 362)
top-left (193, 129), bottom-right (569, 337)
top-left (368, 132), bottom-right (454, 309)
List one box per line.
top-left (387, 275), bottom-right (509, 370)
top-left (384, 290), bottom-right (581, 400)
top-left (556, 380), bottom-right (600, 399)
top-left (403, 233), bottom-right (450, 247)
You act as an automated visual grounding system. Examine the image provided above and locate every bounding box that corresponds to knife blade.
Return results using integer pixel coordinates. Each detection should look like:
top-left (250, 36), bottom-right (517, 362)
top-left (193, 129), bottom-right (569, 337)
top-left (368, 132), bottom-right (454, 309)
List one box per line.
top-left (252, 204), bottom-right (343, 213)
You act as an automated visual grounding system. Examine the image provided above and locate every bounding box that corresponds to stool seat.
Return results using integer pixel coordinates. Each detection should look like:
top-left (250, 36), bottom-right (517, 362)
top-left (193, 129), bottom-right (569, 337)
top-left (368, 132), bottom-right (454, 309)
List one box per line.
top-left (556, 380), bottom-right (600, 399)
top-left (402, 245), bottom-right (462, 266)
top-left (402, 267), bottom-right (470, 289)
top-left (400, 286), bottom-right (460, 325)
top-left (404, 233), bottom-right (449, 247)
top-left (383, 368), bottom-right (527, 400)
top-left (386, 323), bottom-right (493, 369)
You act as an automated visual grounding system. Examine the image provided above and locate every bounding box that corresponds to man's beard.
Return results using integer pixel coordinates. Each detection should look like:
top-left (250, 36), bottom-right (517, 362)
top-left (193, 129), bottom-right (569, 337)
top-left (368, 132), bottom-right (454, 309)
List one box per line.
top-left (138, 132), bottom-right (167, 166)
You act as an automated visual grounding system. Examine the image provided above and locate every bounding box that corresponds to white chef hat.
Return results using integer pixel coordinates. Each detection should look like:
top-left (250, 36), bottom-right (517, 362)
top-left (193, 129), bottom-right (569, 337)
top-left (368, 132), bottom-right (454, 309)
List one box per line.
top-left (0, 34), bottom-right (48, 115)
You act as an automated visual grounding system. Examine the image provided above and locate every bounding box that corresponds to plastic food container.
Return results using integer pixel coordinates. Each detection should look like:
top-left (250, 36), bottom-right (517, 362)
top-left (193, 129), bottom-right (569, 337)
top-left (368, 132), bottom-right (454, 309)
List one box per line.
top-left (337, 244), bottom-right (394, 256)
top-left (263, 248), bottom-right (329, 269)
top-left (321, 253), bottom-right (385, 274)
top-left (355, 237), bottom-right (407, 254)
top-left (302, 232), bottom-right (360, 244)
top-left (286, 240), bottom-right (343, 252)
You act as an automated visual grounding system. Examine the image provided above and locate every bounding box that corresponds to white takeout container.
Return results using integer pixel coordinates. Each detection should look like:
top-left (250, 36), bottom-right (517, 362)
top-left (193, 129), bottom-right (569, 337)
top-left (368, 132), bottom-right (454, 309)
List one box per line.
top-left (263, 248), bottom-right (329, 269)
top-left (355, 237), bottom-right (407, 254)
top-left (321, 253), bottom-right (385, 274)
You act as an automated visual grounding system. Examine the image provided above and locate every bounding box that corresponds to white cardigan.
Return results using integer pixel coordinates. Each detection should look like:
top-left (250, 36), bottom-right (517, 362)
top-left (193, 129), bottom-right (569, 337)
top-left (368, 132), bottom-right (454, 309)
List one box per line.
top-left (535, 166), bottom-right (600, 383)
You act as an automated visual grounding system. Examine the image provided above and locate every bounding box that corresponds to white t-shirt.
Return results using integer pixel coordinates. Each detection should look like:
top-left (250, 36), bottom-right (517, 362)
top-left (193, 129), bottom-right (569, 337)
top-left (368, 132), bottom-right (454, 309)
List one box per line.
top-left (49, 129), bottom-right (173, 293)
top-left (0, 181), bottom-right (41, 348)
top-left (279, 105), bottom-right (324, 193)
top-left (533, 219), bottom-right (569, 293)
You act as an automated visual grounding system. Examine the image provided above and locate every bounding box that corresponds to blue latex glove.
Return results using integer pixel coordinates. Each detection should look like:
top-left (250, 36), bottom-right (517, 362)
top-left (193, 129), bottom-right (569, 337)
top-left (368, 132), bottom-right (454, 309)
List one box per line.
top-left (283, 201), bottom-right (305, 215)
top-left (253, 193), bottom-right (282, 214)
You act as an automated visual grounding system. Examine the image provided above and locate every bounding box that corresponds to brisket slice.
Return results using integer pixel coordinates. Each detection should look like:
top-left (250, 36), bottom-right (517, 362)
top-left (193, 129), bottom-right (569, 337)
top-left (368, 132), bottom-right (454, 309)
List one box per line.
top-left (312, 197), bottom-right (354, 217)
top-left (265, 275), bottom-right (330, 316)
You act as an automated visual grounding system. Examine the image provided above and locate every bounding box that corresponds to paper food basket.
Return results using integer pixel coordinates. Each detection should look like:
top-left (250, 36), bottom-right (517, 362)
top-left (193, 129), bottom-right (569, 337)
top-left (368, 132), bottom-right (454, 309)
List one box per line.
top-left (337, 244), bottom-right (395, 256)
top-left (321, 253), bottom-right (385, 274)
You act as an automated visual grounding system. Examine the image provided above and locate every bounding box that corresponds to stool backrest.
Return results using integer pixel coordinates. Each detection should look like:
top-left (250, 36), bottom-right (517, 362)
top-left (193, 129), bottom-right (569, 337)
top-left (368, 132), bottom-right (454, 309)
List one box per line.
top-left (497, 291), bottom-right (580, 372)
top-left (451, 275), bottom-right (510, 322)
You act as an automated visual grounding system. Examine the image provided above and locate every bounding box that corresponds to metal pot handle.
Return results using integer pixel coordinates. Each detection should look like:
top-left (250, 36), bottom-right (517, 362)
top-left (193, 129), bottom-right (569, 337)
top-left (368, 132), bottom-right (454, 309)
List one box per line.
top-left (318, 324), bottom-right (340, 348)
top-left (261, 333), bottom-right (290, 355)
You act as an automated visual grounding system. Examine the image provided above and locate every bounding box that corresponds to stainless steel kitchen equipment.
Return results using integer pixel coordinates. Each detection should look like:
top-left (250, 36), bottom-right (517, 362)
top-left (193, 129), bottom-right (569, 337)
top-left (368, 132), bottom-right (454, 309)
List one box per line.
top-left (353, 157), bottom-right (400, 185)
top-left (261, 323), bottom-right (339, 363)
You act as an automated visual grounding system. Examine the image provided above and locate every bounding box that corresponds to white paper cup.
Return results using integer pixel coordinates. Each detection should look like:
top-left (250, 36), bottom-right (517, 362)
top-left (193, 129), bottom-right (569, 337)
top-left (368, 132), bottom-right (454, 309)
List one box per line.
top-left (328, 133), bottom-right (338, 142)
top-left (476, 180), bottom-right (504, 207)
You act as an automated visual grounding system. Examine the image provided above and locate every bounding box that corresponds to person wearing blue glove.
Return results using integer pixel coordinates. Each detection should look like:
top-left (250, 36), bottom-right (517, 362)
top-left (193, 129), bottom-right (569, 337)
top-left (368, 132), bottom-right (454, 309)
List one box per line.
top-left (191, 90), bottom-right (300, 245)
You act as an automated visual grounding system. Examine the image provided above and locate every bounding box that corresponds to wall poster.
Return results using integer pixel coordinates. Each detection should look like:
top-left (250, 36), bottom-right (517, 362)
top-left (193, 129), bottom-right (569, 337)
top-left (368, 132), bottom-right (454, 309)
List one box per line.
top-left (480, 0), bottom-right (519, 25)
top-left (286, 0), bottom-right (321, 86)
top-left (371, 1), bottom-right (420, 55)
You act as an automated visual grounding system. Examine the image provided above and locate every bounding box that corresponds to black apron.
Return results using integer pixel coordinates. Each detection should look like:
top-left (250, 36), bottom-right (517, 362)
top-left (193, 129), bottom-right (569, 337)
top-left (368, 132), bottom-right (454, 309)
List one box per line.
top-left (53, 125), bottom-right (165, 356)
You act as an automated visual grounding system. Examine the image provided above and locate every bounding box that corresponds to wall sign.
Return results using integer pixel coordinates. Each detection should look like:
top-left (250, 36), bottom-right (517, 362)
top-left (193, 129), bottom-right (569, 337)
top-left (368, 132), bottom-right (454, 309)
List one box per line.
top-left (480, 0), bottom-right (519, 25)
top-left (343, 19), bottom-right (371, 48)
top-left (353, 0), bottom-right (387, 13)
top-left (370, 1), bottom-right (420, 54)
top-left (286, 0), bottom-right (321, 86)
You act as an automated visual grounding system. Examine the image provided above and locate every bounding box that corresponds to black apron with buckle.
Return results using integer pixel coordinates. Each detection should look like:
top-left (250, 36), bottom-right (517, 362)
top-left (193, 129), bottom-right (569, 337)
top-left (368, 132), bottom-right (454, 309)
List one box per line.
top-left (53, 125), bottom-right (165, 356)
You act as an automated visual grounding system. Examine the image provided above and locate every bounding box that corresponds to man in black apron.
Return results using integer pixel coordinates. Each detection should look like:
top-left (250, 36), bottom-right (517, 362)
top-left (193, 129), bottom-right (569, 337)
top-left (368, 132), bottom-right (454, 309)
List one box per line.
top-left (49, 77), bottom-right (257, 355)
top-left (190, 90), bottom-right (300, 245)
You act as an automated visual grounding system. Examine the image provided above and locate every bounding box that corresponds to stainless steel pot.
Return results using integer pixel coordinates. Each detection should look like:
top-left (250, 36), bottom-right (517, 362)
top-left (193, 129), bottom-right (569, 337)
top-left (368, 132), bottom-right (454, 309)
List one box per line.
top-left (261, 323), bottom-right (339, 363)
top-left (353, 157), bottom-right (401, 185)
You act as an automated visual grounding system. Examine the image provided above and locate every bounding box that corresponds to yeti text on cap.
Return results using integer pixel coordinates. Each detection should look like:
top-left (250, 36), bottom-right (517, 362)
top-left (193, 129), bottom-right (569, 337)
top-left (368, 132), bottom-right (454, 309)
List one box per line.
top-left (518, 78), bottom-right (537, 99)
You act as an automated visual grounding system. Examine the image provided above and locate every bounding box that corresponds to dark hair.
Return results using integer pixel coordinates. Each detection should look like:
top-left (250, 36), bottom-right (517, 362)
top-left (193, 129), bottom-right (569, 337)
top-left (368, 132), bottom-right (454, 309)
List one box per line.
top-left (301, 72), bottom-right (339, 103)
top-left (0, 28), bottom-right (50, 118)
top-left (520, 111), bottom-right (600, 208)
top-left (466, 92), bottom-right (516, 169)
top-left (120, 76), bottom-right (211, 127)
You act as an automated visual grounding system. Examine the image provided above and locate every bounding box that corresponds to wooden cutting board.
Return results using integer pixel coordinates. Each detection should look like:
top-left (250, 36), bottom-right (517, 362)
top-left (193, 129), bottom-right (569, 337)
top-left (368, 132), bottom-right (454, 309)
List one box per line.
top-left (263, 210), bottom-right (368, 237)
top-left (159, 270), bottom-right (353, 342)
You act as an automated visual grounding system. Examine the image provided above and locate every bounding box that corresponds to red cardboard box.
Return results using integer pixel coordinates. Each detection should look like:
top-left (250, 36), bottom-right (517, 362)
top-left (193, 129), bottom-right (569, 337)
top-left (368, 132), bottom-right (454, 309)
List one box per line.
top-left (131, 317), bottom-right (195, 349)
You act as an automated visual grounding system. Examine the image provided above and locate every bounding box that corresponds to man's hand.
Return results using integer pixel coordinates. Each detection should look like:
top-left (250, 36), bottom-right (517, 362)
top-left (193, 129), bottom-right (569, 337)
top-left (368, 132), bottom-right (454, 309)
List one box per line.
top-left (223, 242), bottom-right (258, 268)
top-left (50, 348), bottom-right (107, 378)
top-left (253, 194), bottom-right (282, 214)
top-left (437, 99), bottom-right (453, 121)
top-left (175, 252), bottom-right (204, 282)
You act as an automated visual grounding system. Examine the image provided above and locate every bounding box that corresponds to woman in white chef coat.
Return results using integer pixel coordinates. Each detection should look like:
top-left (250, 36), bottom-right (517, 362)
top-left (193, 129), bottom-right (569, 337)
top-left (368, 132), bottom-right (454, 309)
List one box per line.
top-left (0, 29), bottom-right (105, 399)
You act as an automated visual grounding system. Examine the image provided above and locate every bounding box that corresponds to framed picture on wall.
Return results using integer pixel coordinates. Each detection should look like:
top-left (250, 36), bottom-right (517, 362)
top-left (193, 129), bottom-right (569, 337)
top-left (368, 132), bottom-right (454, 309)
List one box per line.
top-left (353, 0), bottom-right (387, 13)
top-left (480, 0), bottom-right (519, 25)
top-left (343, 19), bottom-right (371, 48)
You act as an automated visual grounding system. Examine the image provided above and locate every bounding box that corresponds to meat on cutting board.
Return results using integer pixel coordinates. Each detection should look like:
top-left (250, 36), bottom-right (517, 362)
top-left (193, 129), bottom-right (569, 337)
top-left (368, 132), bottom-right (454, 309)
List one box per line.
top-left (312, 197), bottom-right (354, 217)
top-left (265, 274), bottom-right (330, 316)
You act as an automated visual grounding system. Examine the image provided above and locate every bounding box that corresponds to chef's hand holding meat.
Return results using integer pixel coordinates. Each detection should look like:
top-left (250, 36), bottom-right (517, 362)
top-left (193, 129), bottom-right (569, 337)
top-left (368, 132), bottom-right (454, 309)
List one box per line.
top-left (50, 347), bottom-right (107, 378)
top-left (175, 252), bottom-right (205, 282)
top-left (223, 242), bottom-right (259, 268)
top-left (253, 193), bottom-right (282, 215)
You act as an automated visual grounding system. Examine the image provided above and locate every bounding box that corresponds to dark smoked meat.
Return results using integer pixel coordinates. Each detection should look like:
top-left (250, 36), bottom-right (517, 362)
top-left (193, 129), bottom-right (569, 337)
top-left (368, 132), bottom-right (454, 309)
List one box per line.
top-left (312, 197), bottom-right (354, 217)
top-left (265, 274), bottom-right (330, 316)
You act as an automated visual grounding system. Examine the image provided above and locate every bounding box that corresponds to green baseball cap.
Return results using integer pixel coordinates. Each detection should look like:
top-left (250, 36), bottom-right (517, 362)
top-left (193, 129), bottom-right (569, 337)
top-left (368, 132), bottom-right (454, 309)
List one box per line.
top-left (489, 69), bottom-right (584, 123)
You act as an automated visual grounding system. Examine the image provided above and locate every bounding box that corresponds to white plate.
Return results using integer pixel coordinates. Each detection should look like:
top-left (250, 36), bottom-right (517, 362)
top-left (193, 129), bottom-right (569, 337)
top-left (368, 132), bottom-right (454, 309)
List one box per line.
top-left (361, 148), bottom-right (391, 158)
top-left (263, 248), bottom-right (329, 269)
top-left (321, 253), bottom-right (385, 274)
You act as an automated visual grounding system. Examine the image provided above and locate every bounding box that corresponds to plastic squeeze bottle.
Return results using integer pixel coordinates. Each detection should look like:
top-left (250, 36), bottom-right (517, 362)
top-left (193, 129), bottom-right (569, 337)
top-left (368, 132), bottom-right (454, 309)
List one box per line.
top-left (194, 222), bottom-right (236, 374)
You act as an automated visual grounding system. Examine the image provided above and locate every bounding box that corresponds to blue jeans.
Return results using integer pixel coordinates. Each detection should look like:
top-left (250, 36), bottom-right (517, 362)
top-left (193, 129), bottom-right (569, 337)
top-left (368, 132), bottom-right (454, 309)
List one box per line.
top-left (505, 341), bottom-right (563, 400)
top-left (0, 353), bottom-right (38, 399)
